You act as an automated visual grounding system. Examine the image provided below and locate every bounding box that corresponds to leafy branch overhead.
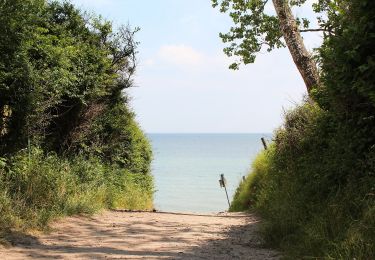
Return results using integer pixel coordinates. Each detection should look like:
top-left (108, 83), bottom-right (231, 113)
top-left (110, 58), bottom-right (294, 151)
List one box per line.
top-left (212, 0), bottom-right (338, 93)
top-left (212, 0), bottom-right (284, 70)
top-left (212, 0), bottom-right (327, 69)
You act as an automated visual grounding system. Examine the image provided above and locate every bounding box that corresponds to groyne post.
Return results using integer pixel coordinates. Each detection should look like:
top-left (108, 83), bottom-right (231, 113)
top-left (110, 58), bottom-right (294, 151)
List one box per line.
top-left (219, 174), bottom-right (231, 208)
top-left (261, 137), bottom-right (268, 150)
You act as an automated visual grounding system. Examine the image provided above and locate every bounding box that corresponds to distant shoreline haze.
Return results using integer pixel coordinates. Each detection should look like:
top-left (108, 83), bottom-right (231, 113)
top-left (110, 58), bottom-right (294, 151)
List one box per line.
top-left (149, 133), bottom-right (271, 213)
top-left (146, 132), bottom-right (273, 135)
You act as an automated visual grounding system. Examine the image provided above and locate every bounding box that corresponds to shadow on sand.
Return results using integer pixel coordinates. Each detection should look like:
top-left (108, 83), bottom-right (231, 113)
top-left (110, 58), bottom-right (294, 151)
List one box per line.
top-left (1, 212), bottom-right (280, 259)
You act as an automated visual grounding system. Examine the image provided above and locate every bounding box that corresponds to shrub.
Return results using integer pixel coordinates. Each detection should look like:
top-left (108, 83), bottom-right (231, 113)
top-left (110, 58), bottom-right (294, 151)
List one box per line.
top-left (231, 102), bottom-right (375, 258)
top-left (0, 147), bottom-right (154, 235)
top-left (0, 0), bottom-right (153, 240)
top-left (230, 148), bottom-right (273, 212)
top-left (231, 1), bottom-right (375, 258)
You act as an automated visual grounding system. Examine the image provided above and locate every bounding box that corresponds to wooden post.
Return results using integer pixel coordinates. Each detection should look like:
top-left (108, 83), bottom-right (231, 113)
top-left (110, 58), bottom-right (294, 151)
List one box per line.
top-left (219, 174), bottom-right (230, 208)
top-left (261, 137), bottom-right (267, 150)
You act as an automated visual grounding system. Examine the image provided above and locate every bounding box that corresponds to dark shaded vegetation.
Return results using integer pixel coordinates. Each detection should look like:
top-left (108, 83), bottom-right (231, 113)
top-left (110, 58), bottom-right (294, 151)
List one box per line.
top-left (231, 0), bottom-right (375, 258)
top-left (0, 0), bottom-right (153, 236)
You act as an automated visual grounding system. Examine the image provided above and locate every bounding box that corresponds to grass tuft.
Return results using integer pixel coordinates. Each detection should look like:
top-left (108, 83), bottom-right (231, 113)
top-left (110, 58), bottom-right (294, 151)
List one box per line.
top-left (0, 148), bottom-right (154, 240)
top-left (230, 102), bottom-right (375, 259)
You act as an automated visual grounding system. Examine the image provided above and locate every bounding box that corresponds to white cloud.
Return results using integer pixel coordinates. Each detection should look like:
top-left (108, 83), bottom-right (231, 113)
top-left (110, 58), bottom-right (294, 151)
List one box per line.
top-left (157, 44), bottom-right (205, 66)
top-left (143, 59), bottom-right (155, 66)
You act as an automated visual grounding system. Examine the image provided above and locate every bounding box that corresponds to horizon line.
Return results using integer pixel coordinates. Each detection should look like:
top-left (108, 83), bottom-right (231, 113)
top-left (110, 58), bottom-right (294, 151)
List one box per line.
top-left (146, 132), bottom-right (273, 134)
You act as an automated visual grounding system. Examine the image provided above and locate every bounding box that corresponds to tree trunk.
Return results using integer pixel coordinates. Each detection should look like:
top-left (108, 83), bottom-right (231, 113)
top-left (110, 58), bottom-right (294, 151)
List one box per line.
top-left (272, 0), bottom-right (320, 94)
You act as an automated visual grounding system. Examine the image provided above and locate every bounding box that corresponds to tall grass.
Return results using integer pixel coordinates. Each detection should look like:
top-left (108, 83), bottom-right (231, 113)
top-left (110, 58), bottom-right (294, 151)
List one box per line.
top-left (0, 147), bottom-right (153, 236)
top-left (230, 102), bottom-right (375, 259)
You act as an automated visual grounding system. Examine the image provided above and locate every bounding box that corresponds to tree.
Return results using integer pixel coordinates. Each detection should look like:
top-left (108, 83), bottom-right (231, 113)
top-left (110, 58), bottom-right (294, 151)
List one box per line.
top-left (0, 0), bottom-right (44, 153)
top-left (212, 0), bottom-right (323, 94)
top-left (0, 0), bottom-right (151, 172)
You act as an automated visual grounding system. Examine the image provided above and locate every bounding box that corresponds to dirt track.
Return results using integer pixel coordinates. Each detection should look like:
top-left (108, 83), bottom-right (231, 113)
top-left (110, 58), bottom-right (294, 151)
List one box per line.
top-left (0, 211), bottom-right (280, 259)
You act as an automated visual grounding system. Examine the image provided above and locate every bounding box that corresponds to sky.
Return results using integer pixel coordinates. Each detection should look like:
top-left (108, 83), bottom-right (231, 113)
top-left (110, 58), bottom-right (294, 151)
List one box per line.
top-left (70, 0), bottom-right (322, 133)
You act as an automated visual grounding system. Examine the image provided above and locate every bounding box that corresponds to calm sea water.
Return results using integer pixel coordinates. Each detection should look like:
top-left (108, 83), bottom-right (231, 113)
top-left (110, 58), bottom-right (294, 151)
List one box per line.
top-left (148, 133), bottom-right (271, 213)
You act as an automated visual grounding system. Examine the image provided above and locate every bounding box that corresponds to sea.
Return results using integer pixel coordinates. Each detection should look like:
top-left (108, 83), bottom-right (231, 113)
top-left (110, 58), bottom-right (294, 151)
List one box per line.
top-left (148, 133), bottom-right (271, 213)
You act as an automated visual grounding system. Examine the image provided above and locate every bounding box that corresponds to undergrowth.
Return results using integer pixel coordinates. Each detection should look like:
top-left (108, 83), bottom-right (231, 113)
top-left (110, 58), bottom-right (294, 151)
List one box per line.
top-left (231, 1), bottom-right (375, 258)
top-left (230, 103), bottom-right (375, 259)
top-left (0, 1), bottom-right (154, 241)
top-left (0, 148), bottom-right (153, 237)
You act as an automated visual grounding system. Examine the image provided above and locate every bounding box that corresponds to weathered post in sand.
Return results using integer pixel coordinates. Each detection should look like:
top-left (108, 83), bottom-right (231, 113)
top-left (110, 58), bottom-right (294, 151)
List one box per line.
top-left (219, 174), bottom-right (230, 209)
top-left (261, 137), bottom-right (268, 150)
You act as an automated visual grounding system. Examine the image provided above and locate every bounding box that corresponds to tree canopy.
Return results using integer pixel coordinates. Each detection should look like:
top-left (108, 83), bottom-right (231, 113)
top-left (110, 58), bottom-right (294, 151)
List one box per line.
top-left (0, 0), bottom-right (151, 173)
top-left (229, 0), bottom-right (375, 257)
top-left (0, 0), bottom-right (153, 236)
top-left (212, 0), bottom-right (339, 93)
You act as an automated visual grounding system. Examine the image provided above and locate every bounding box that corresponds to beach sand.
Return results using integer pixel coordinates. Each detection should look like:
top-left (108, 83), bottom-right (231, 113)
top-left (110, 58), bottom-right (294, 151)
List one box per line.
top-left (0, 211), bottom-right (280, 259)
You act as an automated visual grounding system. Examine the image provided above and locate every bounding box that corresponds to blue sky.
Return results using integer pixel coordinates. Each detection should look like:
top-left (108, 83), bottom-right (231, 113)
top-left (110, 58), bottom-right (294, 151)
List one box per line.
top-left (71, 0), bottom-right (322, 133)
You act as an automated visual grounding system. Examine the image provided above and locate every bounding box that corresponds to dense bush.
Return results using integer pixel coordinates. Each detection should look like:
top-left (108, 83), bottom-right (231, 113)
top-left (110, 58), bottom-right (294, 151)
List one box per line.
top-left (0, 147), bottom-right (153, 234)
top-left (0, 0), bottom-right (153, 237)
top-left (231, 1), bottom-right (375, 258)
top-left (0, 0), bottom-right (146, 159)
top-left (232, 102), bottom-right (374, 258)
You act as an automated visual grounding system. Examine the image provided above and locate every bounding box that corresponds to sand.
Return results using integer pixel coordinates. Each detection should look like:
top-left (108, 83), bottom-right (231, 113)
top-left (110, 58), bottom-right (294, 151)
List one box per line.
top-left (0, 211), bottom-right (280, 259)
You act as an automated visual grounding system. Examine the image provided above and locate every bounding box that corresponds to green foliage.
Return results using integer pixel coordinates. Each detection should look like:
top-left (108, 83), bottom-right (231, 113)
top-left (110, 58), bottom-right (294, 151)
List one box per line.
top-left (85, 100), bottom-right (152, 174)
top-left (232, 102), bottom-right (375, 258)
top-left (317, 0), bottom-right (375, 129)
top-left (0, 147), bottom-right (153, 234)
top-left (231, 1), bottom-right (374, 258)
top-left (211, 0), bottom-right (325, 69)
top-left (230, 148), bottom-right (272, 212)
top-left (0, 0), bottom-right (141, 156)
top-left (0, 0), bottom-right (153, 237)
top-left (212, 0), bottom-right (284, 69)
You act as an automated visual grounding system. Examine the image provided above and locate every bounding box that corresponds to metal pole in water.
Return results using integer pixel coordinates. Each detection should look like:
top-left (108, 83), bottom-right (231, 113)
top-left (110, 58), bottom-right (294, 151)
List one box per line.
top-left (219, 174), bottom-right (231, 208)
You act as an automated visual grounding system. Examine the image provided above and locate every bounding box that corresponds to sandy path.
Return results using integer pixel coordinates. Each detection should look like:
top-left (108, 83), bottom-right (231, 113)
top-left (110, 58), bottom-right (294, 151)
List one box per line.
top-left (0, 211), bottom-right (280, 260)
